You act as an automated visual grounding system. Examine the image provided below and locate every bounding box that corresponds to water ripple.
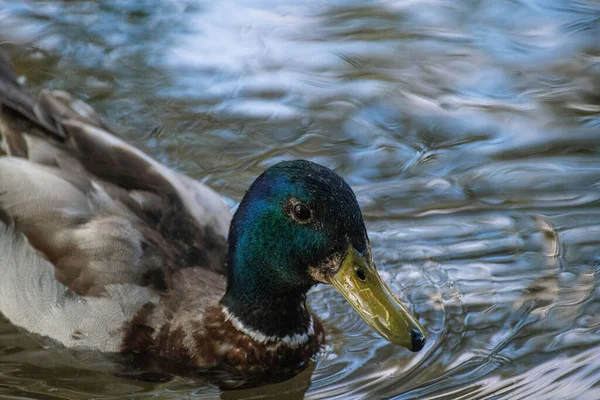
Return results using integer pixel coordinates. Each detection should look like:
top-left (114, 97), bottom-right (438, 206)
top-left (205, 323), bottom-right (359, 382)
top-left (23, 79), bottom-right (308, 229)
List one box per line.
top-left (0, 0), bottom-right (599, 398)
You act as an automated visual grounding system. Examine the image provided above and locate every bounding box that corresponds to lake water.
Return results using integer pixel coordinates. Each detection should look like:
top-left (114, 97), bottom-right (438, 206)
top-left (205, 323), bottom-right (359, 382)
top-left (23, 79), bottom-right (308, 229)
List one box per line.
top-left (0, 0), bottom-right (599, 398)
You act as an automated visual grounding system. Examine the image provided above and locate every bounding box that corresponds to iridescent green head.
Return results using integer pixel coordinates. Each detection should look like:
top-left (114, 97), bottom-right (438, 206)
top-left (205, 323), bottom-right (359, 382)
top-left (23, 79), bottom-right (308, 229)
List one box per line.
top-left (221, 160), bottom-right (426, 352)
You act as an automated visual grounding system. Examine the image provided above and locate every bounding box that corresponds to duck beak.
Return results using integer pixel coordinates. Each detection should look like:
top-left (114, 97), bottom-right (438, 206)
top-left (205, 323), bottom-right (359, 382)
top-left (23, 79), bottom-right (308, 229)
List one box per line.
top-left (325, 246), bottom-right (427, 352)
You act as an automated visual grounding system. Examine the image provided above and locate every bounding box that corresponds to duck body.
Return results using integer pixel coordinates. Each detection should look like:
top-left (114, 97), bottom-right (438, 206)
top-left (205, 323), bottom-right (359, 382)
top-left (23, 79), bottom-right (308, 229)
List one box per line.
top-left (0, 48), bottom-right (425, 380)
top-left (0, 58), bottom-right (321, 376)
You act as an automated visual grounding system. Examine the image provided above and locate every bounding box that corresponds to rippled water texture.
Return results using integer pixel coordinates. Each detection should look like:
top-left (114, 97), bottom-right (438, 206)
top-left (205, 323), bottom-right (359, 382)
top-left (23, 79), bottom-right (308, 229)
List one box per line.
top-left (1, 0), bottom-right (600, 398)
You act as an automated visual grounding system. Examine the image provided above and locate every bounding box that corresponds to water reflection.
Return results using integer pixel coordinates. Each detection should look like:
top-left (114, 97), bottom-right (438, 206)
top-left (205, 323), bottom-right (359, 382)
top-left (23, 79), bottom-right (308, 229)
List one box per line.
top-left (0, 0), bottom-right (599, 398)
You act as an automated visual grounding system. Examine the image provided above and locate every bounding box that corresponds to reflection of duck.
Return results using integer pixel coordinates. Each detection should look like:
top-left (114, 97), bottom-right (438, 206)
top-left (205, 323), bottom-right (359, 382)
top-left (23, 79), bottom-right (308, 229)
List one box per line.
top-left (0, 49), bottom-right (425, 378)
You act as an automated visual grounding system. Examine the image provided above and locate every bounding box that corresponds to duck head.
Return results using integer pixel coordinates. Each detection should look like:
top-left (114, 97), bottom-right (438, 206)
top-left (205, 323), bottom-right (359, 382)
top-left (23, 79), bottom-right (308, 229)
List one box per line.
top-left (220, 160), bottom-right (426, 352)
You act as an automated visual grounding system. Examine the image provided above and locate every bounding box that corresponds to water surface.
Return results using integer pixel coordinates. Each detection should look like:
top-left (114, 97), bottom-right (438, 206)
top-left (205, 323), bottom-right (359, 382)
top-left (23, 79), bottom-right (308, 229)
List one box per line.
top-left (0, 0), bottom-right (599, 398)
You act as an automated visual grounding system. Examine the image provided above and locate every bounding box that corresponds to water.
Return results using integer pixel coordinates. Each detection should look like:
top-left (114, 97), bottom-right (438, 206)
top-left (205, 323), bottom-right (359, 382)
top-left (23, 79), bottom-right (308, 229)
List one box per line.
top-left (0, 0), bottom-right (599, 398)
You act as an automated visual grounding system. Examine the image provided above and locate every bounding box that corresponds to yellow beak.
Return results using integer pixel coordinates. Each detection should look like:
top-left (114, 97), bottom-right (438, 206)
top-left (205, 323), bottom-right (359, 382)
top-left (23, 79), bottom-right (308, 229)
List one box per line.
top-left (325, 246), bottom-right (426, 352)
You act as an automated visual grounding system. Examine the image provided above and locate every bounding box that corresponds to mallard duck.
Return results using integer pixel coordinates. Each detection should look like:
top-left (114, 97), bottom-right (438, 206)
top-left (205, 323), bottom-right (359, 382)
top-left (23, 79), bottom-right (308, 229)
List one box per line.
top-left (0, 49), bottom-right (425, 379)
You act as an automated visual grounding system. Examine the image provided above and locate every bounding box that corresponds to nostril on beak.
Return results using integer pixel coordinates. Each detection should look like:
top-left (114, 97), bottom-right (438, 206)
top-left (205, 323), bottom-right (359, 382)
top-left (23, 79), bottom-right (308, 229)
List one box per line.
top-left (410, 328), bottom-right (426, 352)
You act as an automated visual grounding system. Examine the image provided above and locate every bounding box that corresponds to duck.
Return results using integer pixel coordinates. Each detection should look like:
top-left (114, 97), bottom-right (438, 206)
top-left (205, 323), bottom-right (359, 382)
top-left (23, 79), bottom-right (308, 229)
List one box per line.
top-left (0, 48), bottom-right (426, 380)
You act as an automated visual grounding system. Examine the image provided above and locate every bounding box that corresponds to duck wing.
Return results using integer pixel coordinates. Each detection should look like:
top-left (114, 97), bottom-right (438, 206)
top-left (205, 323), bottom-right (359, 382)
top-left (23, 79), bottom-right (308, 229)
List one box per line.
top-left (0, 49), bottom-right (231, 297)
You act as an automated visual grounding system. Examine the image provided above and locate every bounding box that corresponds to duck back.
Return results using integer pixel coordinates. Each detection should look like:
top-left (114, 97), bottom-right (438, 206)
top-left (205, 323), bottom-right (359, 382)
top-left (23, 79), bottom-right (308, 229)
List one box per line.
top-left (0, 48), bottom-right (231, 350)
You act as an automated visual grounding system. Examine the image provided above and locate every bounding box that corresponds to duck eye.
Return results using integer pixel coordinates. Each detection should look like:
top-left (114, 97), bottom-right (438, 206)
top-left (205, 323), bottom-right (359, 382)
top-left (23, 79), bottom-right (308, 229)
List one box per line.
top-left (294, 203), bottom-right (312, 221)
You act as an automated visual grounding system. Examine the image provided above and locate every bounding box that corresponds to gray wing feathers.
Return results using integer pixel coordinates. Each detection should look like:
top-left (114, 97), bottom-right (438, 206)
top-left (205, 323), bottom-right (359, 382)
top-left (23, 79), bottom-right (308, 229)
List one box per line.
top-left (0, 158), bottom-right (149, 295)
top-left (0, 49), bottom-right (231, 296)
top-left (62, 118), bottom-right (230, 238)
